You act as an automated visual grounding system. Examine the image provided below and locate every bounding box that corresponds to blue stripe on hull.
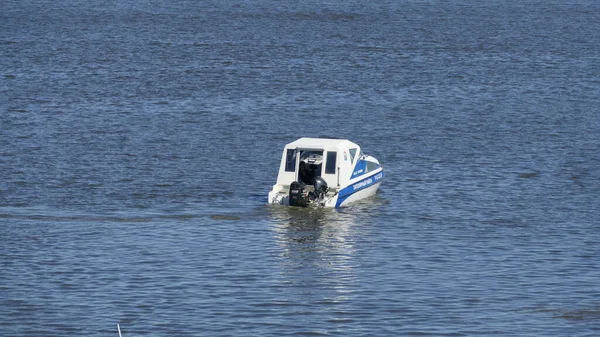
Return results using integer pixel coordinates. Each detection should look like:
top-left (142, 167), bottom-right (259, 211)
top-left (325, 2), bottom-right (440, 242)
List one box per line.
top-left (335, 170), bottom-right (384, 207)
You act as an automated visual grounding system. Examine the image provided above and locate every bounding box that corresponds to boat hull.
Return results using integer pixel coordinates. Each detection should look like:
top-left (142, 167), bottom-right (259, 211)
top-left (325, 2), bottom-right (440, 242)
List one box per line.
top-left (335, 169), bottom-right (384, 207)
top-left (268, 169), bottom-right (383, 208)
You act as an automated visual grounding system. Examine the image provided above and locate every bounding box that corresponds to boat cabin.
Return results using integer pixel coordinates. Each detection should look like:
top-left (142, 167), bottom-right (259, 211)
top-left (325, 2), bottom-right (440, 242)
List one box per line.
top-left (273, 137), bottom-right (365, 192)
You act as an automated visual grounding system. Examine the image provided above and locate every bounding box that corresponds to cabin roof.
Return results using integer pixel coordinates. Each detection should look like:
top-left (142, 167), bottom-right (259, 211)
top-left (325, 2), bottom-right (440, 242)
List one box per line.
top-left (285, 137), bottom-right (358, 151)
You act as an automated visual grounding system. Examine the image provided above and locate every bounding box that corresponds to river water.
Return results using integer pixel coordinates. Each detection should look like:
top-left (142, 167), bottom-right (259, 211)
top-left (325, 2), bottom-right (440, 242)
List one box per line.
top-left (1, 1), bottom-right (600, 336)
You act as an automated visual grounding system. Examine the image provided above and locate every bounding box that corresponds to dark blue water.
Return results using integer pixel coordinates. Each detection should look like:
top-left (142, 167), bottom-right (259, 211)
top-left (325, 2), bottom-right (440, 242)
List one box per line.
top-left (2, 1), bottom-right (600, 336)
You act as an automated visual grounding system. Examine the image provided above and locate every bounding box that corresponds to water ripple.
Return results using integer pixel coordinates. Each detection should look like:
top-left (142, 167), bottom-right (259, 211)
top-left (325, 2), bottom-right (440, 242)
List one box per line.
top-left (2, 1), bottom-right (600, 336)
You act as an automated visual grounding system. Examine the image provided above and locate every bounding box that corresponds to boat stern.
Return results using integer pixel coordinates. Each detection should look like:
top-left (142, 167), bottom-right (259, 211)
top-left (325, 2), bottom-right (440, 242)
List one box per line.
top-left (268, 184), bottom-right (289, 205)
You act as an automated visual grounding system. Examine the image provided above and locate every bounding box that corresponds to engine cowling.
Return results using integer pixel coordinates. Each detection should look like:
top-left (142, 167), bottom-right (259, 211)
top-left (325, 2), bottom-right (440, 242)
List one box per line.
top-left (288, 181), bottom-right (309, 207)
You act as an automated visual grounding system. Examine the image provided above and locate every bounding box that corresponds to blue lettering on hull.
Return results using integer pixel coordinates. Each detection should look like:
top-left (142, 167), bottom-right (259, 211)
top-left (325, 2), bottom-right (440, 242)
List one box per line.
top-left (336, 171), bottom-right (384, 207)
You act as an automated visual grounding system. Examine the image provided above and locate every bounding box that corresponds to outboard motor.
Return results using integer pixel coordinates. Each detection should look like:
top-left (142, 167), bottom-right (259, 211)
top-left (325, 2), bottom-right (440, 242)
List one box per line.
top-left (311, 176), bottom-right (329, 200)
top-left (288, 181), bottom-right (309, 207)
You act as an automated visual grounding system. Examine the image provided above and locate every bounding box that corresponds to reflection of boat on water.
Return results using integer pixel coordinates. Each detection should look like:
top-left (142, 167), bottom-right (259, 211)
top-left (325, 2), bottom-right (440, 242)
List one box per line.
top-left (265, 200), bottom-right (385, 319)
top-left (268, 138), bottom-right (384, 208)
top-left (267, 195), bottom-right (386, 263)
top-left (269, 206), bottom-right (353, 234)
top-left (268, 206), bottom-right (358, 286)
top-left (266, 193), bottom-right (386, 258)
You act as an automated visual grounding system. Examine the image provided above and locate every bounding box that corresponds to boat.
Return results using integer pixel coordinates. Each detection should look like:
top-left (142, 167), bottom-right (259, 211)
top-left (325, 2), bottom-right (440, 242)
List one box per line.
top-left (268, 137), bottom-right (384, 208)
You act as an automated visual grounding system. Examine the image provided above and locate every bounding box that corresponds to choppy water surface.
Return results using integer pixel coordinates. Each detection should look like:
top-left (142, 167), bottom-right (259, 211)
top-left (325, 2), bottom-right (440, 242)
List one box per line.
top-left (2, 1), bottom-right (600, 336)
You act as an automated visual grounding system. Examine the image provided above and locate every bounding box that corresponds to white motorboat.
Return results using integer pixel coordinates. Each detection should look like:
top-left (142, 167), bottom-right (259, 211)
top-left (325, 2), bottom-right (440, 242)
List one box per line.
top-left (268, 137), bottom-right (384, 208)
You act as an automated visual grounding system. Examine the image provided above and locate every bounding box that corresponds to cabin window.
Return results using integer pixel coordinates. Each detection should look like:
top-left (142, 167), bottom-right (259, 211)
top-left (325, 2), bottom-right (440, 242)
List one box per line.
top-left (325, 151), bottom-right (337, 174)
top-left (349, 148), bottom-right (357, 163)
top-left (366, 160), bottom-right (379, 172)
top-left (285, 149), bottom-right (296, 172)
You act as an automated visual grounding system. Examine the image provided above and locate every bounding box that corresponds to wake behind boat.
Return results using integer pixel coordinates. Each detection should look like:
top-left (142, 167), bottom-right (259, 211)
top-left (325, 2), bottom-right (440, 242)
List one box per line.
top-left (268, 137), bottom-right (384, 208)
